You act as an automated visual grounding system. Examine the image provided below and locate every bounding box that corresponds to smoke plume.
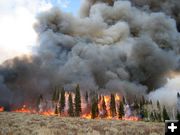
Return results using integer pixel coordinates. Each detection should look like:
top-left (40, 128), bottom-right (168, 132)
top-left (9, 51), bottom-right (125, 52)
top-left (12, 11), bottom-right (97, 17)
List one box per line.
top-left (0, 0), bottom-right (180, 109)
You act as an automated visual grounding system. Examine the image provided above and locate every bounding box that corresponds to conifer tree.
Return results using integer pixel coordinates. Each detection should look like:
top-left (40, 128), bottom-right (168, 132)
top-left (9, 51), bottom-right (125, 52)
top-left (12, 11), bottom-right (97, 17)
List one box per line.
top-left (68, 93), bottom-right (74, 117)
top-left (110, 94), bottom-right (116, 117)
top-left (91, 96), bottom-right (99, 119)
top-left (52, 88), bottom-right (57, 101)
top-left (122, 96), bottom-right (126, 104)
top-left (143, 107), bottom-right (148, 119)
top-left (85, 91), bottom-right (88, 103)
top-left (54, 104), bottom-right (58, 114)
top-left (59, 87), bottom-right (65, 114)
top-left (118, 101), bottom-right (124, 119)
top-left (102, 96), bottom-right (107, 117)
top-left (52, 87), bottom-right (59, 102)
top-left (157, 100), bottom-right (161, 110)
top-left (75, 84), bottom-right (81, 116)
top-left (163, 106), bottom-right (170, 121)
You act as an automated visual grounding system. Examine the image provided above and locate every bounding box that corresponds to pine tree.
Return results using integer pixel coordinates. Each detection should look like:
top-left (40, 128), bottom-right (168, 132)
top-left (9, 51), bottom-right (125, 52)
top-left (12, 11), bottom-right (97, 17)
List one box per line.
top-left (110, 94), bottom-right (116, 117)
top-left (52, 88), bottom-right (57, 101)
top-left (85, 91), bottom-right (89, 103)
top-left (52, 87), bottom-right (59, 102)
top-left (102, 96), bottom-right (107, 117)
top-left (68, 93), bottom-right (74, 117)
top-left (75, 84), bottom-right (81, 116)
top-left (157, 100), bottom-right (161, 110)
top-left (176, 110), bottom-right (180, 120)
top-left (59, 87), bottom-right (65, 114)
top-left (118, 101), bottom-right (124, 119)
top-left (122, 96), bottom-right (126, 104)
top-left (54, 104), bottom-right (58, 114)
top-left (143, 107), bottom-right (148, 119)
top-left (91, 96), bottom-right (99, 119)
top-left (163, 106), bottom-right (170, 121)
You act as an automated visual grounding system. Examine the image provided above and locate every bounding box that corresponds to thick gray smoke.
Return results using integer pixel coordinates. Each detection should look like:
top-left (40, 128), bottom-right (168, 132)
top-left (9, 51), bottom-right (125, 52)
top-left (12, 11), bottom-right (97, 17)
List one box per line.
top-left (0, 0), bottom-right (180, 107)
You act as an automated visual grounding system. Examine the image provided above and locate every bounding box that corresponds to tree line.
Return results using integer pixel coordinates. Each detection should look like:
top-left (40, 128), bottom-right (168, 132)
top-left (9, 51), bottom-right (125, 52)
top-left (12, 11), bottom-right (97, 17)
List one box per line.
top-left (39, 84), bottom-right (179, 122)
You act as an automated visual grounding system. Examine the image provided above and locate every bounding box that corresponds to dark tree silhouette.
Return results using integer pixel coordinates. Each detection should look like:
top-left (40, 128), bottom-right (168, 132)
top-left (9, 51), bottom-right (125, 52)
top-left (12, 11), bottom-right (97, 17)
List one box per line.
top-left (163, 106), bottom-right (170, 121)
top-left (59, 87), bottom-right (65, 114)
top-left (91, 96), bottom-right (99, 119)
top-left (118, 101), bottom-right (124, 119)
top-left (68, 93), bottom-right (74, 117)
top-left (75, 84), bottom-right (81, 116)
top-left (110, 94), bottom-right (116, 117)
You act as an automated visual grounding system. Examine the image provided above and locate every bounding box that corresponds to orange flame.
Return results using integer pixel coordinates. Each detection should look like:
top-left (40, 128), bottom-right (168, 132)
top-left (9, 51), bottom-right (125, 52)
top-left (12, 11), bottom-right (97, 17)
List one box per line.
top-left (9, 93), bottom-right (140, 121)
top-left (0, 106), bottom-right (4, 112)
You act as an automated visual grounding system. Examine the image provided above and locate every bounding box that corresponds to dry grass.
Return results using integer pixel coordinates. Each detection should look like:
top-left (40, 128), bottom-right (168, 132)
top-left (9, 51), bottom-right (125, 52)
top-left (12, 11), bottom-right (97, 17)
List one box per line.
top-left (0, 112), bottom-right (164, 135)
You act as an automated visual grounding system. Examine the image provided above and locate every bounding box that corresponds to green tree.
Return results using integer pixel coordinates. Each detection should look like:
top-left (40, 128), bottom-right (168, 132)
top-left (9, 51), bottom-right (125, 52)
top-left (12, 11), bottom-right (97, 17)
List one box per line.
top-left (118, 101), bottom-right (124, 119)
top-left (91, 96), bottom-right (99, 119)
top-left (59, 87), bottom-right (65, 114)
top-left (110, 94), bottom-right (116, 117)
top-left (163, 106), bottom-right (170, 121)
top-left (157, 100), bottom-right (161, 110)
top-left (102, 96), bottom-right (107, 117)
top-left (143, 107), bottom-right (148, 119)
top-left (68, 93), bottom-right (74, 117)
top-left (75, 84), bottom-right (81, 116)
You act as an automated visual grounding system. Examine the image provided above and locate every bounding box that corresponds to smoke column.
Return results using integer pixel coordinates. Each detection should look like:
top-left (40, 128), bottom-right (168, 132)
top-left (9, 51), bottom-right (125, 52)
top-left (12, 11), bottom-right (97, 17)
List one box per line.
top-left (0, 0), bottom-right (180, 110)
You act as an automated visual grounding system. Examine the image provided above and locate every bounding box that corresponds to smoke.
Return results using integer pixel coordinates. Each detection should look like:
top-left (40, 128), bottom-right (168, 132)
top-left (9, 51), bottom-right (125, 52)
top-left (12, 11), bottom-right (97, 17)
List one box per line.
top-left (148, 76), bottom-right (180, 113)
top-left (0, 0), bottom-right (180, 108)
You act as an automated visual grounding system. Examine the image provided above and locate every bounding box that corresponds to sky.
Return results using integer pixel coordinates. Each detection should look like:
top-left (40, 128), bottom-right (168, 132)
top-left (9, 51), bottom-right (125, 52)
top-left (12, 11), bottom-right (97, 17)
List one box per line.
top-left (0, 0), bottom-right (81, 63)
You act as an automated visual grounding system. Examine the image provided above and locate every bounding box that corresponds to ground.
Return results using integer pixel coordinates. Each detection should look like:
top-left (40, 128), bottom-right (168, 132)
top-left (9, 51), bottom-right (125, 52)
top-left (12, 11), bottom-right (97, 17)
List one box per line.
top-left (0, 112), bottom-right (164, 135)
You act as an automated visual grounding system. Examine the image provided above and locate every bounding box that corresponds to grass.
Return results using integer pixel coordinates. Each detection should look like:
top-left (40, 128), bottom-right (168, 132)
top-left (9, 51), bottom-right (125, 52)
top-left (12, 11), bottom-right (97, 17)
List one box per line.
top-left (0, 112), bottom-right (164, 135)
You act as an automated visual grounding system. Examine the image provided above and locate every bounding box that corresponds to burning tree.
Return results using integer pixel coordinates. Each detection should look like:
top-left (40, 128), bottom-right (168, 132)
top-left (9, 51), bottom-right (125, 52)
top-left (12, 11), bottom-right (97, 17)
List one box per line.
top-left (59, 87), bottom-right (65, 114)
top-left (118, 101), bottom-right (124, 119)
top-left (110, 94), bottom-right (116, 117)
top-left (68, 93), bottom-right (74, 117)
top-left (101, 96), bottom-right (108, 118)
top-left (75, 84), bottom-right (81, 116)
top-left (91, 95), bottom-right (99, 119)
top-left (85, 91), bottom-right (89, 103)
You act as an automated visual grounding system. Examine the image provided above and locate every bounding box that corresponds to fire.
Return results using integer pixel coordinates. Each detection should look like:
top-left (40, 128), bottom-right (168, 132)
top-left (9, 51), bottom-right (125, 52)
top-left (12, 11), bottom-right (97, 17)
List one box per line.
top-left (81, 113), bottom-right (91, 119)
top-left (0, 106), bottom-right (4, 112)
top-left (6, 93), bottom-right (140, 121)
top-left (13, 105), bottom-right (36, 113)
top-left (122, 116), bottom-right (140, 121)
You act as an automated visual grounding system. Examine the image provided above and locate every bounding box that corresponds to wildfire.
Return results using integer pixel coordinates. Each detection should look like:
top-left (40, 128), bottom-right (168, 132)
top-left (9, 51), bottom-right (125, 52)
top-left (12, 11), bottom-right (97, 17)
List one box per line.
top-left (13, 105), bottom-right (35, 113)
top-left (0, 106), bottom-right (4, 112)
top-left (81, 113), bottom-right (91, 119)
top-left (122, 116), bottom-right (140, 121)
top-left (4, 93), bottom-right (140, 121)
top-left (39, 110), bottom-right (55, 116)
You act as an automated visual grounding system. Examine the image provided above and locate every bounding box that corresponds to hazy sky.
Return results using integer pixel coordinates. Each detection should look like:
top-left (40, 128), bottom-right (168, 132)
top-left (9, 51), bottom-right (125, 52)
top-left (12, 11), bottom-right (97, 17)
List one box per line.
top-left (0, 0), bottom-right (81, 63)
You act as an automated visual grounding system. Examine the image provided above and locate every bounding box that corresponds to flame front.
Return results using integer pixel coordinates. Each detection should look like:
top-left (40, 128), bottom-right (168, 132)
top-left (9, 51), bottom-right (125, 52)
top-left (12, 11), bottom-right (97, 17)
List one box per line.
top-left (0, 106), bottom-right (4, 112)
top-left (2, 93), bottom-right (140, 121)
